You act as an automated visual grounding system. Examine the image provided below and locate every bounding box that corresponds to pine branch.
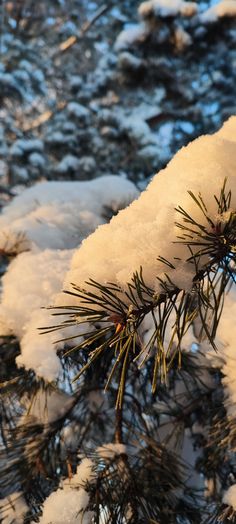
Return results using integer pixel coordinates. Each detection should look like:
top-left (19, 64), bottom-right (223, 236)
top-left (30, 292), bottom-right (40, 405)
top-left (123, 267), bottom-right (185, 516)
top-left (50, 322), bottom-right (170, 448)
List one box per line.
top-left (40, 181), bottom-right (236, 406)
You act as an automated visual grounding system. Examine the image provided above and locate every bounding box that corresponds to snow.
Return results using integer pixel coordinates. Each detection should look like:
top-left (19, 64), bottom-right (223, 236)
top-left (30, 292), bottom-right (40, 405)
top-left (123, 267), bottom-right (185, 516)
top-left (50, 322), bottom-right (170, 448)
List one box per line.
top-left (1, 118), bottom-right (236, 383)
top-left (61, 116), bottom-right (236, 299)
top-left (39, 459), bottom-right (94, 524)
top-left (0, 176), bottom-right (139, 251)
top-left (223, 484), bottom-right (236, 509)
top-left (22, 387), bottom-right (75, 424)
top-left (72, 458), bottom-right (94, 486)
top-left (201, 0), bottom-right (236, 23)
top-left (28, 152), bottom-right (46, 168)
top-left (115, 1), bottom-right (197, 52)
top-left (138, 0), bottom-right (198, 18)
top-left (39, 446), bottom-right (127, 523)
top-left (0, 176), bottom-right (138, 380)
top-left (10, 138), bottom-right (44, 156)
top-left (0, 492), bottom-right (28, 524)
top-left (0, 249), bottom-right (72, 380)
top-left (114, 23), bottom-right (149, 51)
top-left (57, 154), bottom-right (80, 173)
top-left (39, 488), bottom-right (92, 524)
top-left (66, 102), bottom-right (90, 121)
top-left (96, 443), bottom-right (127, 460)
top-left (118, 51), bottom-right (144, 71)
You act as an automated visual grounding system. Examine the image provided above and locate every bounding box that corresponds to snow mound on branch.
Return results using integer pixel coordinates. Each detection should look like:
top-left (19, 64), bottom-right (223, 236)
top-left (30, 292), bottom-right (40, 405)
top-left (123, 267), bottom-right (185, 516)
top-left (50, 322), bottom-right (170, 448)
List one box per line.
top-left (115, 0), bottom-right (197, 51)
top-left (139, 0), bottom-right (198, 18)
top-left (0, 176), bottom-right (138, 380)
top-left (97, 443), bottom-right (127, 459)
top-left (0, 176), bottom-right (138, 251)
top-left (61, 116), bottom-right (236, 299)
top-left (200, 0), bottom-right (236, 24)
top-left (39, 460), bottom-right (94, 524)
top-left (223, 483), bottom-right (236, 509)
top-left (39, 459), bottom-right (94, 523)
top-left (114, 23), bottom-right (149, 51)
top-left (0, 249), bottom-right (73, 380)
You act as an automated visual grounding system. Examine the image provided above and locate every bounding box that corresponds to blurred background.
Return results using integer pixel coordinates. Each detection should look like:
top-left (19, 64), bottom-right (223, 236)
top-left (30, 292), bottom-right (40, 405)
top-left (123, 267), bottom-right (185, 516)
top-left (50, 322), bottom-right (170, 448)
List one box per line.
top-left (0, 0), bottom-right (235, 204)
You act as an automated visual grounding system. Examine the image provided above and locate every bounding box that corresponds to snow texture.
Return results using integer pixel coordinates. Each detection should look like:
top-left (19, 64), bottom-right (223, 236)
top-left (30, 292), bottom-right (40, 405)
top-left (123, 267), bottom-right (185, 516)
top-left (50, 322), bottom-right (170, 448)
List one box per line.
top-left (0, 249), bottom-right (73, 380)
top-left (0, 175), bottom-right (139, 251)
top-left (1, 118), bottom-right (236, 384)
top-left (0, 176), bottom-right (138, 380)
top-left (39, 489), bottom-right (92, 524)
top-left (62, 116), bottom-right (236, 296)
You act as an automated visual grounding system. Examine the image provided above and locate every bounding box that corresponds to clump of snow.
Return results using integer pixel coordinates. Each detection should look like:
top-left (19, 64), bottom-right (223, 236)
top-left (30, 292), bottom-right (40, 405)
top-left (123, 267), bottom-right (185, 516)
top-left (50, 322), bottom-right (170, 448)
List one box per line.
top-left (200, 0), bottom-right (236, 23)
top-left (118, 51), bottom-right (145, 72)
top-left (0, 176), bottom-right (139, 251)
top-left (0, 249), bottom-right (72, 380)
top-left (138, 0), bottom-right (198, 19)
top-left (57, 154), bottom-right (80, 173)
top-left (28, 152), bottom-right (46, 168)
top-left (61, 117), bottom-right (236, 300)
top-left (0, 230), bottom-right (29, 255)
top-left (72, 458), bottom-right (94, 486)
top-left (39, 488), bottom-right (92, 524)
top-left (115, 8), bottom-right (195, 54)
top-left (10, 138), bottom-right (44, 157)
top-left (116, 108), bottom-right (162, 148)
top-left (39, 459), bottom-right (94, 524)
top-left (114, 23), bottom-right (149, 51)
top-left (223, 484), bottom-right (236, 509)
top-left (0, 176), bottom-right (138, 380)
top-left (66, 102), bottom-right (90, 121)
top-left (96, 443), bottom-right (127, 460)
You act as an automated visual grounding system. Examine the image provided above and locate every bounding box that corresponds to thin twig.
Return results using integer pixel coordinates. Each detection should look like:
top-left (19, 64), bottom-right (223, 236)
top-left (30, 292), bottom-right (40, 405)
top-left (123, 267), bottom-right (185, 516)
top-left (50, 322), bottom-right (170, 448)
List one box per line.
top-left (59, 3), bottom-right (111, 54)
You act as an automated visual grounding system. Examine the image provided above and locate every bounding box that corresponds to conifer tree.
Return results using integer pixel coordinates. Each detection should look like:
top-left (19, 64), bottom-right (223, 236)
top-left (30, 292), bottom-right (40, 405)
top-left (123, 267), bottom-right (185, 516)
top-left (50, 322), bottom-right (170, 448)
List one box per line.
top-left (1, 119), bottom-right (236, 524)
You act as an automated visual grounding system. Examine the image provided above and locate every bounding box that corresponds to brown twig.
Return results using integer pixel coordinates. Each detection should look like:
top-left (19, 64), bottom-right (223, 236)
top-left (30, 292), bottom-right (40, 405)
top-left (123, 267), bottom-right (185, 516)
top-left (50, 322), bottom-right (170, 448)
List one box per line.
top-left (115, 406), bottom-right (123, 444)
top-left (59, 3), bottom-right (111, 54)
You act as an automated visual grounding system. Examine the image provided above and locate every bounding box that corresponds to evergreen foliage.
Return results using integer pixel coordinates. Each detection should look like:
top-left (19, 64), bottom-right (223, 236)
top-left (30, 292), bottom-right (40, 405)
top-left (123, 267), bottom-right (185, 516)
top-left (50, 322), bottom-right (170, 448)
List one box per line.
top-left (0, 180), bottom-right (236, 523)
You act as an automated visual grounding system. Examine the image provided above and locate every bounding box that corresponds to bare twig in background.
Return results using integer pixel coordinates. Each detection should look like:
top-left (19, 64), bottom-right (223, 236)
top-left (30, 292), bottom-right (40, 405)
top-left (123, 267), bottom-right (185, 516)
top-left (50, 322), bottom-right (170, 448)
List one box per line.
top-left (59, 3), bottom-right (111, 53)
